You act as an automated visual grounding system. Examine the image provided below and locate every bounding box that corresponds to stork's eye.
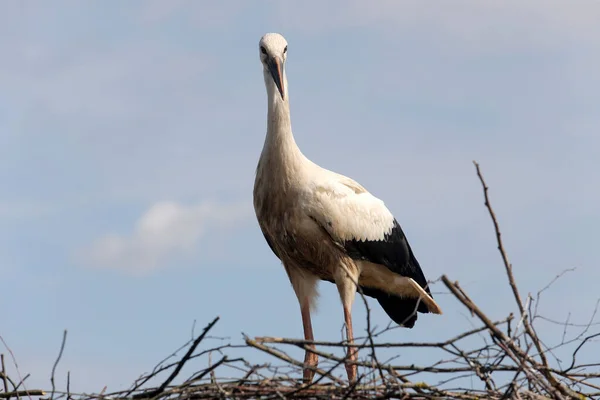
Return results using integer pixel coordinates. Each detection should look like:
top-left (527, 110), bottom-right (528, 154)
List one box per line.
top-left (283, 46), bottom-right (287, 54)
top-left (260, 46), bottom-right (267, 55)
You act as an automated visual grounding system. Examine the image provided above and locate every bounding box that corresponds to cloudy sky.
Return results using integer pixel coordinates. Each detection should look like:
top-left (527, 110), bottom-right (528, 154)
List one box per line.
top-left (2, 0), bottom-right (600, 394)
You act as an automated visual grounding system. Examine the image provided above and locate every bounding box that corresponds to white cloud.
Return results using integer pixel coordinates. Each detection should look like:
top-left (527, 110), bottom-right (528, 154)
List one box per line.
top-left (78, 201), bottom-right (251, 274)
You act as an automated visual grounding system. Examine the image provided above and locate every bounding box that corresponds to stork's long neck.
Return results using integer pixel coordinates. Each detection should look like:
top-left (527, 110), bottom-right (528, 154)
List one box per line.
top-left (260, 69), bottom-right (307, 177)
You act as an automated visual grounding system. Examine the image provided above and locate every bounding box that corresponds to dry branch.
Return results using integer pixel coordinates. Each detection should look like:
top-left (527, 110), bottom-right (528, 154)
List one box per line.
top-left (0, 390), bottom-right (46, 399)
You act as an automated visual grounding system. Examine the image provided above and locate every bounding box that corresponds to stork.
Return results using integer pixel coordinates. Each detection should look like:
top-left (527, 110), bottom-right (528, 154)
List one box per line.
top-left (253, 33), bottom-right (442, 384)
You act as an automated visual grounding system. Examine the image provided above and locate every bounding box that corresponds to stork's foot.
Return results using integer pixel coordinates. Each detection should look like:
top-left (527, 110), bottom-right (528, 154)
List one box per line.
top-left (302, 349), bottom-right (318, 383)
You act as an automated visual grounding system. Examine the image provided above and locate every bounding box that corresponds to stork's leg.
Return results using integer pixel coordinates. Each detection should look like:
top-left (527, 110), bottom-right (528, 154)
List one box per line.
top-left (284, 266), bottom-right (319, 383)
top-left (300, 297), bottom-right (318, 383)
top-left (334, 264), bottom-right (359, 383)
top-left (342, 302), bottom-right (357, 382)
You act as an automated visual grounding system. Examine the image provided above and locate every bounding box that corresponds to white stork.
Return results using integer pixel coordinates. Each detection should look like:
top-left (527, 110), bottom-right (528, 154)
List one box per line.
top-left (253, 33), bottom-right (442, 383)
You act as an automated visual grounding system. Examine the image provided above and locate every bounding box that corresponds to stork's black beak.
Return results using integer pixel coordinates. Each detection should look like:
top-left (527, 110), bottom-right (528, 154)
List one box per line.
top-left (267, 57), bottom-right (285, 100)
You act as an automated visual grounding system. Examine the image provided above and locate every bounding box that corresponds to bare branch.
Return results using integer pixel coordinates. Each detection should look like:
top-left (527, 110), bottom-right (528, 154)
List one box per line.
top-left (50, 330), bottom-right (67, 400)
top-left (132, 316), bottom-right (220, 399)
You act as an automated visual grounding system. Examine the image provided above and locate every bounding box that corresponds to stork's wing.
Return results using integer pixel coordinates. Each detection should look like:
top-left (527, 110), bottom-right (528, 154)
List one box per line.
top-left (308, 176), bottom-right (429, 290)
top-left (307, 175), bottom-right (435, 326)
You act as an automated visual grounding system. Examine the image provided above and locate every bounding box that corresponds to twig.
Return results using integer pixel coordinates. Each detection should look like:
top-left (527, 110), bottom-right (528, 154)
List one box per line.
top-left (473, 161), bottom-right (526, 317)
top-left (0, 390), bottom-right (45, 399)
top-left (132, 316), bottom-right (220, 399)
top-left (0, 335), bottom-right (30, 400)
top-left (1, 354), bottom-right (8, 394)
top-left (66, 371), bottom-right (71, 400)
top-left (255, 318), bottom-right (513, 349)
top-left (50, 330), bottom-right (67, 400)
top-left (565, 332), bottom-right (600, 373)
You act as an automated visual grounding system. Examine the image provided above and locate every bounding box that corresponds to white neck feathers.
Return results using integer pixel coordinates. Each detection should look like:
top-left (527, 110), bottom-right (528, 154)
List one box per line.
top-left (260, 69), bottom-right (306, 177)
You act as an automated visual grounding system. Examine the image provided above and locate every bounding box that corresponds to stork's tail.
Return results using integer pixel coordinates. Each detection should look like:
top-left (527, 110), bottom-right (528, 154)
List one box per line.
top-left (360, 279), bottom-right (442, 328)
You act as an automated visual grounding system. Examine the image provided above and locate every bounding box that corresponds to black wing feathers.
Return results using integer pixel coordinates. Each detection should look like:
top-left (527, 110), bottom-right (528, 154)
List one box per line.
top-left (344, 219), bottom-right (429, 291)
top-left (343, 219), bottom-right (433, 328)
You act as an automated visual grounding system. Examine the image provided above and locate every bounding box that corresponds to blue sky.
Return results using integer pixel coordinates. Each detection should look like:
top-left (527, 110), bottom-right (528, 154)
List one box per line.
top-left (2, 0), bottom-right (600, 394)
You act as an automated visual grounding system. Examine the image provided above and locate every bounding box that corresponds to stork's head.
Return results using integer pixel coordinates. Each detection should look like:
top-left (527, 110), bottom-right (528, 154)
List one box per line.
top-left (259, 33), bottom-right (288, 100)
